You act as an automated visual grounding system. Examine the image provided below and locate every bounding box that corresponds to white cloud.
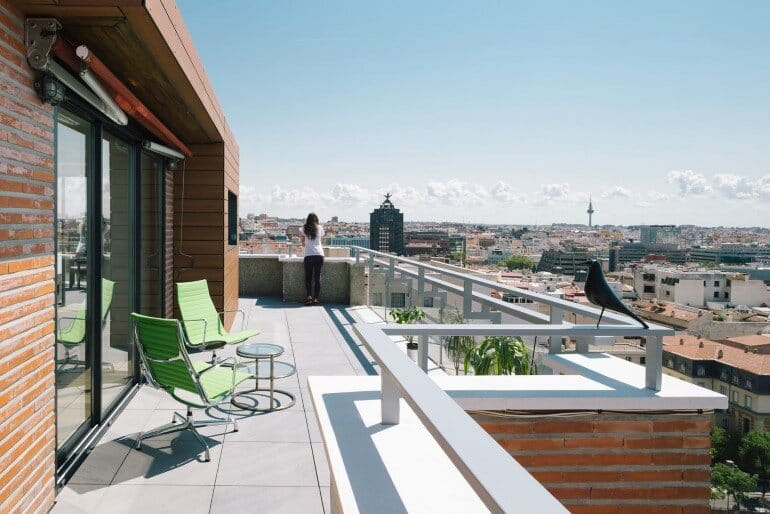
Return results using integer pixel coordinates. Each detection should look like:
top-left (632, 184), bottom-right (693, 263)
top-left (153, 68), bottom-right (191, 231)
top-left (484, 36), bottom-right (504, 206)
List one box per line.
top-left (713, 174), bottom-right (770, 200)
top-left (601, 186), bottom-right (631, 199)
top-left (539, 182), bottom-right (571, 201)
top-left (329, 183), bottom-right (373, 205)
top-left (490, 181), bottom-right (522, 203)
top-left (425, 179), bottom-right (488, 206)
top-left (378, 183), bottom-right (426, 205)
top-left (647, 190), bottom-right (670, 201)
top-left (634, 201), bottom-right (652, 208)
top-left (666, 170), bottom-right (711, 196)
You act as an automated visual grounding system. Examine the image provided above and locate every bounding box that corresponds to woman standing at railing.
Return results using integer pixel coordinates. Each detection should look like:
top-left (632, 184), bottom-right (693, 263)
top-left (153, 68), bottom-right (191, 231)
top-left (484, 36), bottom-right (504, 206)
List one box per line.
top-left (300, 212), bottom-right (324, 305)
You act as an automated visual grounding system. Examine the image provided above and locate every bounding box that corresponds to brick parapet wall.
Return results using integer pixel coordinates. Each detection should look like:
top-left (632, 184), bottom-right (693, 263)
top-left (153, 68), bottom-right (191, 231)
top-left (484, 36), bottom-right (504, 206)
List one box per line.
top-left (472, 412), bottom-right (712, 514)
top-left (0, 2), bottom-right (57, 513)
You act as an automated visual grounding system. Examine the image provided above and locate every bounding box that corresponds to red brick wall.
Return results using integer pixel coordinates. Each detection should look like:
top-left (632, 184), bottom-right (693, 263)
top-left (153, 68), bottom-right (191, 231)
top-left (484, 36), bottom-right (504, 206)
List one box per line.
top-left (0, 2), bottom-right (57, 513)
top-left (472, 412), bottom-right (712, 514)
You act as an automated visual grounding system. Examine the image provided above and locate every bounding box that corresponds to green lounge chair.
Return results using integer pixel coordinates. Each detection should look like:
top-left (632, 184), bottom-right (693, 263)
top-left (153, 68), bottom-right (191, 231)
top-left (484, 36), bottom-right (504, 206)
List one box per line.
top-left (131, 312), bottom-right (251, 461)
top-left (57, 278), bottom-right (115, 368)
top-left (176, 279), bottom-right (259, 359)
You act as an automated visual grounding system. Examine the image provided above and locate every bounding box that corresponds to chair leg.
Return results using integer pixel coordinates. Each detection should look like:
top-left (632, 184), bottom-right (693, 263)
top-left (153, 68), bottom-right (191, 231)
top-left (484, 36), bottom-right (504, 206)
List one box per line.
top-left (136, 407), bottom-right (236, 462)
top-left (136, 421), bottom-right (186, 450)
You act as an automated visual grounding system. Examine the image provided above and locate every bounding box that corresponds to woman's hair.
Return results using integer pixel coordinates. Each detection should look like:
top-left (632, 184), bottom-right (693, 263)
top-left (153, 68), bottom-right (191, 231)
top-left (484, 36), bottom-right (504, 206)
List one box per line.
top-left (304, 212), bottom-right (320, 240)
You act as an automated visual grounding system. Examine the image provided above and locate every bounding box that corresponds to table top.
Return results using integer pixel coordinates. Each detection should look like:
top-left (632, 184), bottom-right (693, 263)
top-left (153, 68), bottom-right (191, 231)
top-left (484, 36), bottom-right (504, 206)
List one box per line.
top-left (237, 343), bottom-right (284, 359)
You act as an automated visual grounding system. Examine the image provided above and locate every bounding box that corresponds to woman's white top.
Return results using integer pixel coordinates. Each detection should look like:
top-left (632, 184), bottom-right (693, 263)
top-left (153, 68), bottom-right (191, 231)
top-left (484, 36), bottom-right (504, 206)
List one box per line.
top-left (300, 225), bottom-right (324, 256)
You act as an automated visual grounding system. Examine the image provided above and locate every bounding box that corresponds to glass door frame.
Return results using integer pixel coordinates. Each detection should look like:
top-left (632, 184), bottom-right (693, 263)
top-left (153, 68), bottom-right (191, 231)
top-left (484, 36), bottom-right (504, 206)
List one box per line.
top-left (54, 97), bottom-right (167, 473)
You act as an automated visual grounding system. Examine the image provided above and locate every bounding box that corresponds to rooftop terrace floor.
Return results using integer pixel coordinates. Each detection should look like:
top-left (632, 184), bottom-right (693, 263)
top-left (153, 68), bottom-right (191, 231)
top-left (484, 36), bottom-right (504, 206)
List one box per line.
top-left (52, 297), bottom-right (378, 514)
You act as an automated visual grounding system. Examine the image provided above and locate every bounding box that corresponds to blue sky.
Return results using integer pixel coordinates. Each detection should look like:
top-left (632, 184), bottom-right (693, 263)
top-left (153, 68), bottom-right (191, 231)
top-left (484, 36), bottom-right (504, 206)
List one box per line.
top-left (178, 1), bottom-right (770, 226)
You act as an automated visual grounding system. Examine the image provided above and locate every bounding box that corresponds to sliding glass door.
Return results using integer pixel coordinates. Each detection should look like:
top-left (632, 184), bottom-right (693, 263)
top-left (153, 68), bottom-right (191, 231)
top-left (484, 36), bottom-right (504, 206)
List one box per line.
top-left (54, 106), bottom-right (166, 464)
top-left (55, 110), bottom-right (92, 450)
top-left (101, 132), bottom-right (134, 414)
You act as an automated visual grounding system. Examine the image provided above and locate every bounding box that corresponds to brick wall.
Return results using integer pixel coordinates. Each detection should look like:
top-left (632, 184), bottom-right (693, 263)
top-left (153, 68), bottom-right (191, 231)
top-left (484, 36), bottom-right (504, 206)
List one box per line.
top-left (472, 412), bottom-right (712, 514)
top-left (0, 2), bottom-right (57, 512)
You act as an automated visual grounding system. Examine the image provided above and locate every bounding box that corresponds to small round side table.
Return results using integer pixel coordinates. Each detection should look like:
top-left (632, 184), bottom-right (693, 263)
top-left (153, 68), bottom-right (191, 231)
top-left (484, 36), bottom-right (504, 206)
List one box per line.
top-left (232, 342), bottom-right (296, 412)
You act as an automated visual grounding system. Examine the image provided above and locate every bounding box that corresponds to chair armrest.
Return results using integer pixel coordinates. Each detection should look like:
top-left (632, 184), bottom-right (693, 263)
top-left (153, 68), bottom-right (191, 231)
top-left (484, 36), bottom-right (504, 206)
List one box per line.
top-left (196, 355), bottom-right (237, 375)
top-left (217, 309), bottom-right (248, 331)
top-left (180, 318), bottom-right (208, 342)
top-left (197, 356), bottom-right (242, 400)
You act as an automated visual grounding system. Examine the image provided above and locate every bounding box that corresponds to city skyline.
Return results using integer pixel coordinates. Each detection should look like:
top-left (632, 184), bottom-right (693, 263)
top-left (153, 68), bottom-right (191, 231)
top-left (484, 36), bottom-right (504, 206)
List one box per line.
top-left (178, 1), bottom-right (770, 227)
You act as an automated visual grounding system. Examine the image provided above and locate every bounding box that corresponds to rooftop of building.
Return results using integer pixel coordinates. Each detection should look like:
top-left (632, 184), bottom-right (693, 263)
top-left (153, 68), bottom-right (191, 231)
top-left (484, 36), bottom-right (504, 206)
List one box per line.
top-left (663, 334), bottom-right (770, 375)
top-left (633, 300), bottom-right (702, 322)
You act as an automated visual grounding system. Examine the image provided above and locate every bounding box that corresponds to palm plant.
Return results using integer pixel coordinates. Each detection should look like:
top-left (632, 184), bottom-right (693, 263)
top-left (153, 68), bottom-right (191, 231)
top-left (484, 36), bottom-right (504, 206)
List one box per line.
top-left (442, 309), bottom-right (477, 375)
top-left (464, 336), bottom-right (534, 376)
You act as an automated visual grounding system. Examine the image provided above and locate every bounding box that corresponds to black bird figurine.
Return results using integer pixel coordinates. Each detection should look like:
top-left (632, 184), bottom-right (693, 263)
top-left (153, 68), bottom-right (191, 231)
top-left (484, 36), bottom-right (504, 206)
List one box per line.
top-left (583, 260), bottom-right (648, 328)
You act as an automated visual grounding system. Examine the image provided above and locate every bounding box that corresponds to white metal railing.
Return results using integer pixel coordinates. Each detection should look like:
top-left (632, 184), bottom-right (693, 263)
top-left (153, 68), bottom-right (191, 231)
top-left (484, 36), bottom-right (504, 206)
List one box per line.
top-left (351, 246), bottom-right (673, 390)
top-left (353, 323), bottom-right (568, 514)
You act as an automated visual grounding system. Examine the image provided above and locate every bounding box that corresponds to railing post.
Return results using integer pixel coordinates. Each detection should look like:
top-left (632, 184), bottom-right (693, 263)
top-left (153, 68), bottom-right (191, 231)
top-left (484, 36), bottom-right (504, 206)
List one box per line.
top-left (575, 337), bottom-right (590, 353)
top-left (645, 335), bottom-right (663, 391)
top-left (418, 334), bottom-right (428, 372)
top-left (354, 247), bottom-right (360, 265)
top-left (463, 279), bottom-right (473, 319)
top-left (381, 370), bottom-right (400, 424)
top-left (384, 257), bottom-right (394, 311)
top-left (549, 307), bottom-right (563, 354)
top-left (417, 267), bottom-right (425, 300)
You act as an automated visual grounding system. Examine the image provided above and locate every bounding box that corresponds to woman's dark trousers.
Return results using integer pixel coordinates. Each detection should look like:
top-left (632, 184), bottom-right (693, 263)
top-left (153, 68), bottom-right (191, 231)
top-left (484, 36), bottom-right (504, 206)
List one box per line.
top-left (304, 255), bottom-right (324, 298)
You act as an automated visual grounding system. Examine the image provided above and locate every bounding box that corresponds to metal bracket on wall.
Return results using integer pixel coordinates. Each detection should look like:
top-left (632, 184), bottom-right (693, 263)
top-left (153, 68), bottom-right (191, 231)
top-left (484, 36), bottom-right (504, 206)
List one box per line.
top-left (25, 18), bottom-right (60, 71)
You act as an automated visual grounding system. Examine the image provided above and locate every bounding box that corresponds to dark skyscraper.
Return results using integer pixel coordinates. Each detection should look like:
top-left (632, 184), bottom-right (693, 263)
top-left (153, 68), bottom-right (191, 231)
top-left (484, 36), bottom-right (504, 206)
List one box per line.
top-left (370, 193), bottom-right (404, 254)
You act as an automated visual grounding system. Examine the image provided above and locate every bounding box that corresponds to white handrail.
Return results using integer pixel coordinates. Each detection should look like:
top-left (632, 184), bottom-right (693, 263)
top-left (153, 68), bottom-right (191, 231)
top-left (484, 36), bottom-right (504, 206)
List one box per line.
top-left (353, 246), bottom-right (652, 326)
top-left (380, 323), bottom-right (673, 338)
top-left (354, 323), bottom-right (569, 514)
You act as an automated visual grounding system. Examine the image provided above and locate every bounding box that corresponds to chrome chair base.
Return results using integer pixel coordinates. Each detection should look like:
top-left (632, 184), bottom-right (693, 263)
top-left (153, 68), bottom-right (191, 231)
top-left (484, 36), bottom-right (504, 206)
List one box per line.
top-left (135, 408), bottom-right (237, 462)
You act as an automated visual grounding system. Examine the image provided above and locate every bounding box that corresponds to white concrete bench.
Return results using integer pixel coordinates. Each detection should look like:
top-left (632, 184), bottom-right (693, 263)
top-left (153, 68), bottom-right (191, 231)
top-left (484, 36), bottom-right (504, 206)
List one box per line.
top-left (308, 376), bottom-right (489, 514)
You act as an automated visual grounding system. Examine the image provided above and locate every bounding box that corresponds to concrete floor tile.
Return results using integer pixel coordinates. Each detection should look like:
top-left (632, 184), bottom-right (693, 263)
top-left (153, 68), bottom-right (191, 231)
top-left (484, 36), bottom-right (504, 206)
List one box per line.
top-left (209, 486), bottom-right (323, 514)
top-left (93, 485), bottom-right (213, 514)
top-left (225, 409), bottom-right (310, 443)
top-left (311, 443), bottom-right (330, 487)
top-left (112, 438), bottom-right (222, 485)
top-left (216, 442), bottom-right (317, 486)
top-left (50, 484), bottom-right (107, 514)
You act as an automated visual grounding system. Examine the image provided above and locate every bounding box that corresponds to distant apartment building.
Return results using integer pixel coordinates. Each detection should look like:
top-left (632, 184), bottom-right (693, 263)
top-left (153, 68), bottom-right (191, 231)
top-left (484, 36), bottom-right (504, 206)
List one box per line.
top-left (639, 224), bottom-right (681, 245)
top-left (486, 248), bottom-right (513, 265)
top-left (536, 248), bottom-right (596, 276)
top-left (617, 243), bottom-right (687, 265)
top-left (404, 231), bottom-right (450, 257)
top-left (663, 334), bottom-right (770, 434)
top-left (449, 234), bottom-right (467, 256)
top-left (633, 264), bottom-right (770, 308)
top-left (329, 235), bottom-right (371, 249)
top-left (690, 244), bottom-right (770, 264)
top-left (370, 194), bottom-right (404, 254)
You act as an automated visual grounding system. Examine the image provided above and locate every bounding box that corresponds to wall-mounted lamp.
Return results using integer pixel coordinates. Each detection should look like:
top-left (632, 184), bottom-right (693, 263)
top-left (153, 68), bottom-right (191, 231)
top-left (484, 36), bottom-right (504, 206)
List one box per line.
top-left (142, 141), bottom-right (186, 161)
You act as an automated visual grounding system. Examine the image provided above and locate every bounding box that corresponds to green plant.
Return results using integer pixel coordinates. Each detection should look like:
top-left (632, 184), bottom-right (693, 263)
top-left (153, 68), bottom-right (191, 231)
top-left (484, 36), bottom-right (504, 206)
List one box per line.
top-left (711, 426), bottom-right (741, 464)
top-left (463, 336), bottom-right (533, 376)
top-left (739, 430), bottom-right (770, 499)
top-left (442, 310), bottom-right (477, 375)
top-left (390, 306), bottom-right (426, 350)
top-left (499, 255), bottom-right (535, 272)
top-left (712, 462), bottom-right (758, 509)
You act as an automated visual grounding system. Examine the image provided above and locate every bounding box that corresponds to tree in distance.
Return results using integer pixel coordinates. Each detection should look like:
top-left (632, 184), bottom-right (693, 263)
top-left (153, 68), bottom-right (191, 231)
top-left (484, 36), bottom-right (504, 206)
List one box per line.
top-left (499, 255), bottom-right (535, 272)
top-left (711, 462), bottom-right (757, 510)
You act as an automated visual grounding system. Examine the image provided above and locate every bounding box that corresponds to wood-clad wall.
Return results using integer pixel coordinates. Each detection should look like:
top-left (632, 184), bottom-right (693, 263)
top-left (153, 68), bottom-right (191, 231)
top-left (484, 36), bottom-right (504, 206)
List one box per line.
top-left (223, 136), bottom-right (239, 328)
top-left (172, 142), bottom-right (238, 328)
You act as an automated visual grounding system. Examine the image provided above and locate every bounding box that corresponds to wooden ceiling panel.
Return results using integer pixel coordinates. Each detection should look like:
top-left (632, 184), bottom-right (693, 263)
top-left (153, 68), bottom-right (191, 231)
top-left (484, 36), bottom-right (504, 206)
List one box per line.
top-left (14, 1), bottom-right (219, 144)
